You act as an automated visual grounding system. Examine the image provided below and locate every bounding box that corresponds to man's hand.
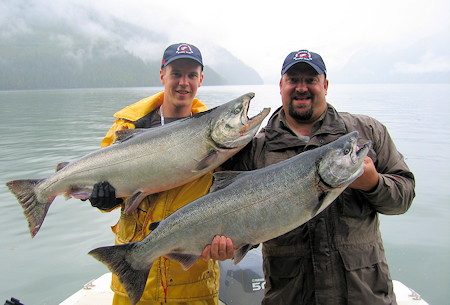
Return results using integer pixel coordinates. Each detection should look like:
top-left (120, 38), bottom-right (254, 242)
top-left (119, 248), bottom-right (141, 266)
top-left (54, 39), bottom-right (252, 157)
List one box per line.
top-left (89, 181), bottom-right (123, 210)
top-left (201, 235), bottom-right (234, 261)
top-left (349, 156), bottom-right (379, 192)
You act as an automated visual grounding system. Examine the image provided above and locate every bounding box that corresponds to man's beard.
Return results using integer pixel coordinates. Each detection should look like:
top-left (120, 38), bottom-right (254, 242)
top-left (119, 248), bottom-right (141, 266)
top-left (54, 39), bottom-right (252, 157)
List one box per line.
top-left (288, 101), bottom-right (313, 122)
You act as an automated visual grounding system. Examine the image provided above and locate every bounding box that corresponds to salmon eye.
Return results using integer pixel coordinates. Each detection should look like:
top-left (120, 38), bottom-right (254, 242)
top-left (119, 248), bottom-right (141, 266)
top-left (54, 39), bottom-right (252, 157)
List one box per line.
top-left (233, 106), bottom-right (242, 114)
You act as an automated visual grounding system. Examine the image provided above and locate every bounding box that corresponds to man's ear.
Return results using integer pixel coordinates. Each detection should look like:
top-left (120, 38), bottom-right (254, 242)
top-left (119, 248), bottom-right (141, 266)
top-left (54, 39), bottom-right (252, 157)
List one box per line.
top-left (160, 68), bottom-right (165, 84)
top-left (198, 73), bottom-right (204, 87)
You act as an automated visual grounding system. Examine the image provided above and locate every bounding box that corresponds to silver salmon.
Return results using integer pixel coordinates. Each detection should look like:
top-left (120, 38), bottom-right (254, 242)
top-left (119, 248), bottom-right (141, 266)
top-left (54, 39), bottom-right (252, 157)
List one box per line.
top-left (6, 93), bottom-right (270, 238)
top-left (89, 131), bottom-right (370, 305)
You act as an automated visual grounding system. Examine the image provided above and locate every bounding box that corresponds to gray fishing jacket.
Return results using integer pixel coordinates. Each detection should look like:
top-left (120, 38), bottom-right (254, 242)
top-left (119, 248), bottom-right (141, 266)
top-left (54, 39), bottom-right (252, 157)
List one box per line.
top-left (226, 104), bottom-right (415, 305)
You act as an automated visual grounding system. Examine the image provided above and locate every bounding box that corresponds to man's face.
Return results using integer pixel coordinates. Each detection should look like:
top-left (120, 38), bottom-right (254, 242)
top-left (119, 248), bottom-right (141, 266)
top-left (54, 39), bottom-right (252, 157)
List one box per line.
top-left (279, 63), bottom-right (328, 124)
top-left (160, 59), bottom-right (204, 108)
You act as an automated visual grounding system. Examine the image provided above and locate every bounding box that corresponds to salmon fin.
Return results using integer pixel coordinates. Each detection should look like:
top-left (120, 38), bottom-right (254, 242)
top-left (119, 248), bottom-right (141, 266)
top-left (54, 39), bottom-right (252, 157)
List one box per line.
top-left (210, 171), bottom-right (245, 193)
top-left (166, 253), bottom-right (200, 270)
top-left (89, 243), bottom-right (149, 305)
top-left (195, 150), bottom-right (219, 172)
top-left (55, 162), bottom-right (70, 172)
top-left (123, 191), bottom-right (148, 215)
top-left (234, 244), bottom-right (255, 265)
top-left (70, 186), bottom-right (92, 200)
top-left (114, 129), bottom-right (147, 143)
top-left (148, 221), bottom-right (161, 231)
top-left (312, 187), bottom-right (345, 218)
top-left (6, 179), bottom-right (53, 238)
top-left (311, 195), bottom-right (324, 218)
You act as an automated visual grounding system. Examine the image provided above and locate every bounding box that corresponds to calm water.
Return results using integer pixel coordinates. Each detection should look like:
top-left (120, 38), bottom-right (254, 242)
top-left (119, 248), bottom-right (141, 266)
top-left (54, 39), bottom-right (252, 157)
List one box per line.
top-left (0, 84), bottom-right (449, 304)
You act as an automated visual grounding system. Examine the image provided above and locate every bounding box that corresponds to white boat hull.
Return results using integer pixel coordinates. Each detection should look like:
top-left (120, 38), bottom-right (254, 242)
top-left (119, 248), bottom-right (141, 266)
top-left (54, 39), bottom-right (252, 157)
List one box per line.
top-left (61, 273), bottom-right (428, 305)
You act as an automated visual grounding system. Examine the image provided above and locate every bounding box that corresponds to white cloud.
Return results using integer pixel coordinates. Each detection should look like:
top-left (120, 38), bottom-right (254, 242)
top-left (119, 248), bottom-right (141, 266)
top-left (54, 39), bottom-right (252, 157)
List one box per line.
top-left (2, 0), bottom-right (449, 83)
top-left (123, 39), bottom-right (165, 63)
top-left (0, 1), bottom-right (31, 38)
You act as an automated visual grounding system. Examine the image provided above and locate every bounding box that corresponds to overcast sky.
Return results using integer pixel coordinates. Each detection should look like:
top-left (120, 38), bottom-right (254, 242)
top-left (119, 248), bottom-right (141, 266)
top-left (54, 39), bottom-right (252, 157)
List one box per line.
top-left (2, 0), bottom-right (449, 83)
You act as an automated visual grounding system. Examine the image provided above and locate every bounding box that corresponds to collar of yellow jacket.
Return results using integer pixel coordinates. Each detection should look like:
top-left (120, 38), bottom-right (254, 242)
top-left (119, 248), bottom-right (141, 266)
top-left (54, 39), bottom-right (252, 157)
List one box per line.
top-left (113, 91), bottom-right (208, 122)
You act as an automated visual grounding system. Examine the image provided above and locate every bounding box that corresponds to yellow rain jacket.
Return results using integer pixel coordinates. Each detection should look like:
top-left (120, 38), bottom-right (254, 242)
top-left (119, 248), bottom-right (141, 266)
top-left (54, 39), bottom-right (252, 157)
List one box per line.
top-left (101, 92), bottom-right (220, 303)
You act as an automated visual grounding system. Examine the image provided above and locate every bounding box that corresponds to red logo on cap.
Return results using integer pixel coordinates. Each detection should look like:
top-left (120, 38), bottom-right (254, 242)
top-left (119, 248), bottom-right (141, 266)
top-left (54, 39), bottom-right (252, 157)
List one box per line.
top-left (176, 44), bottom-right (193, 54)
top-left (294, 50), bottom-right (312, 61)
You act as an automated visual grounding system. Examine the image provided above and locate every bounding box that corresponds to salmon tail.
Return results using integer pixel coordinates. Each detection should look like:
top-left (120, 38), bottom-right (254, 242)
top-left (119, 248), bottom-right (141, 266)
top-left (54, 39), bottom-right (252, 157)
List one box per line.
top-left (6, 179), bottom-right (52, 238)
top-left (89, 243), bottom-right (150, 305)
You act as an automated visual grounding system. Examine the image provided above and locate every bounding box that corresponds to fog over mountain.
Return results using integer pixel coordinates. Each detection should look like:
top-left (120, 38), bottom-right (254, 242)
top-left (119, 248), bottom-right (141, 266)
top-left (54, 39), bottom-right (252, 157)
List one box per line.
top-left (1, 0), bottom-right (449, 88)
top-left (0, 1), bottom-right (263, 90)
top-left (329, 33), bottom-right (450, 84)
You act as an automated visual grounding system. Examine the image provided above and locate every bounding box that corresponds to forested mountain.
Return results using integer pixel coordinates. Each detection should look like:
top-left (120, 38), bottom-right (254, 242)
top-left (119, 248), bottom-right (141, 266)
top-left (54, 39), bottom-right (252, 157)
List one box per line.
top-left (0, 5), bottom-right (263, 90)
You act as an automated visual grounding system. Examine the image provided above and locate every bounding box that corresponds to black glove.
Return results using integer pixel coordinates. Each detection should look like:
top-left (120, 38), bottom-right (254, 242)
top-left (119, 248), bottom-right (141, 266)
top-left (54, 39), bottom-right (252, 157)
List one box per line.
top-left (89, 181), bottom-right (123, 210)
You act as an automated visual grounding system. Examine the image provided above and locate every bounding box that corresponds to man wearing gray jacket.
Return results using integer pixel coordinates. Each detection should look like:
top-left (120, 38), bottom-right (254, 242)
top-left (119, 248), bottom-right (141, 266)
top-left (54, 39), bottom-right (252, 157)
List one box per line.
top-left (214, 49), bottom-right (415, 305)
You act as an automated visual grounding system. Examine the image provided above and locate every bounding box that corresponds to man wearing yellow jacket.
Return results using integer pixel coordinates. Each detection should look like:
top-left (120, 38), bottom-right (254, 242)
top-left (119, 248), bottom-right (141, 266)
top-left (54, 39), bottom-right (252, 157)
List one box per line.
top-left (90, 43), bottom-right (232, 305)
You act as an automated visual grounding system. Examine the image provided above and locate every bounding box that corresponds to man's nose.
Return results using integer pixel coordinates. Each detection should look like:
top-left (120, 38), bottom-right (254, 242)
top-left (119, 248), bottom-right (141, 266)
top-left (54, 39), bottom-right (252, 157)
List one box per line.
top-left (179, 75), bottom-right (189, 86)
top-left (295, 81), bottom-right (308, 92)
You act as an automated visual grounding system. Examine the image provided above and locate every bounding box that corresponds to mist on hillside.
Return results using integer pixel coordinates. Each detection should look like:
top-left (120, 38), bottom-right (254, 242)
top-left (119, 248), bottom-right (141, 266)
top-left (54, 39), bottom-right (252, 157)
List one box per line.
top-left (0, 1), bottom-right (263, 90)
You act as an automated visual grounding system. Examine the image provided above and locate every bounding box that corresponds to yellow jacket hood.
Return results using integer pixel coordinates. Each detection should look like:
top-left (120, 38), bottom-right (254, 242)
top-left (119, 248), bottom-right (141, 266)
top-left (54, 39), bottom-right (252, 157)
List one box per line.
top-left (113, 91), bottom-right (208, 122)
top-left (100, 91), bottom-right (208, 148)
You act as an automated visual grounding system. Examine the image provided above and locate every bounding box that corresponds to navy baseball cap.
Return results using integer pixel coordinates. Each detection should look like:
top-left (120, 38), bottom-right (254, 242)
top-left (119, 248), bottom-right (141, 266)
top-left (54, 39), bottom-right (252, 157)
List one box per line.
top-left (161, 43), bottom-right (203, 69)
top-left (281, 50), bottom-right (326, 75)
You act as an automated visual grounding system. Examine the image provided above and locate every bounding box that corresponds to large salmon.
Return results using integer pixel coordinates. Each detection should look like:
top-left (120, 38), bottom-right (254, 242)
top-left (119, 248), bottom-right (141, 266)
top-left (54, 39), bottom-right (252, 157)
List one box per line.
top-left (6, 93), bottom-right (270, 238)
top-left (89, 131), bottom-right (370, 305)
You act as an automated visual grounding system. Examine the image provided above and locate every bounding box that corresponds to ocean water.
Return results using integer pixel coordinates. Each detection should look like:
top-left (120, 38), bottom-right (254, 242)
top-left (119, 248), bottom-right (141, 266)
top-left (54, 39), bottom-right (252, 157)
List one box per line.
top-left (0, 84), bottom-right (448, 304)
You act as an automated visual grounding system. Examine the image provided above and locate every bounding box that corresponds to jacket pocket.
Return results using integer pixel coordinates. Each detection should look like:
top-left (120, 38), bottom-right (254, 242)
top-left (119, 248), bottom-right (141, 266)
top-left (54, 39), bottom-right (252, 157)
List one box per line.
top-left (339, 244), bottom-right (393, 305)
top-left (263, 255), bottom-right (315, 305)
top-left (113, 212), bottom-right (139, 244)
top-left (265, 256), bottom-right (302, 279)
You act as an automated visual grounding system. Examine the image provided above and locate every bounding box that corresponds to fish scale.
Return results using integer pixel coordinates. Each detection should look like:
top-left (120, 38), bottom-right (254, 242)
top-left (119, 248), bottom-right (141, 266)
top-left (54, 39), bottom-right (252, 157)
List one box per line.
top-left (6, 93), bottom-right (270, 238)
top-left (89, 131), bottom-right (370, 305)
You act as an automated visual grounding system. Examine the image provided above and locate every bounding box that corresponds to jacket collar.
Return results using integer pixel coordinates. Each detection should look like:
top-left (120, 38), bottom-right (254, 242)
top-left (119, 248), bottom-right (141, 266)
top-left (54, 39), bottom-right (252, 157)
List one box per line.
top-left (263, 103), bottom-right (347, 151)
top-left (113, 91), bottom-right (208, 122)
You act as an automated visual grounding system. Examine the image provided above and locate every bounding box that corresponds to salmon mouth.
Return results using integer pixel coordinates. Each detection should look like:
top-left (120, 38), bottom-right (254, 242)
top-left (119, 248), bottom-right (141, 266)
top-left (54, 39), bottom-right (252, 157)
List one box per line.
top-left (241, 93), bottom-right (270, 134)
top-left (210, 92), bottom-right (271, 149)
top-left (354, 142), bottom-right (371, 163)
